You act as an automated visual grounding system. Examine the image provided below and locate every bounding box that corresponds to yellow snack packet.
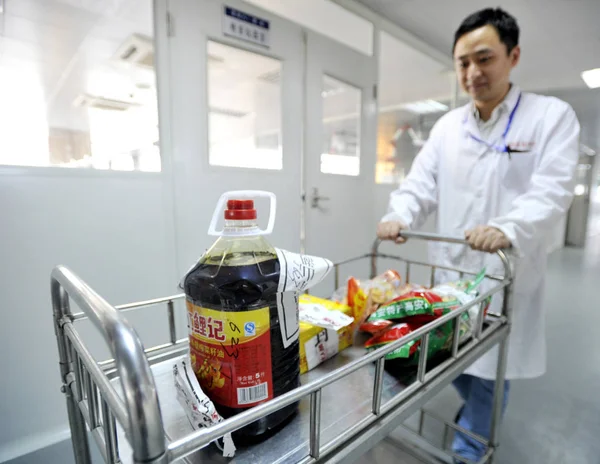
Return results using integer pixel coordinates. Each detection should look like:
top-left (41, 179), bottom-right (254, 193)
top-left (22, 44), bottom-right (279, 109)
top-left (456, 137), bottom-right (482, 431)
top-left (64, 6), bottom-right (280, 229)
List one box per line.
top-left (298, 295), bottom-right (354, 374)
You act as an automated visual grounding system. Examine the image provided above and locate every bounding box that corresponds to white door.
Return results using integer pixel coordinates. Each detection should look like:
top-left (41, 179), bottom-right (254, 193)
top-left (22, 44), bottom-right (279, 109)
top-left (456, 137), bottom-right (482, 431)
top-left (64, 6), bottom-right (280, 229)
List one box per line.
top-left (303, 30), bottom-right (378, 294)
top-left (166, 0), bottom-right (304, 274)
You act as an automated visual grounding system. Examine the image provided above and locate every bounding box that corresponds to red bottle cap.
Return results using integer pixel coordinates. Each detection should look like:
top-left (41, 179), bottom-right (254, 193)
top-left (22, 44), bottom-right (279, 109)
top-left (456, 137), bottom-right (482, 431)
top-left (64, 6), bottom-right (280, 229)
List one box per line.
top-left (225, 199), bottom-right (257, 220)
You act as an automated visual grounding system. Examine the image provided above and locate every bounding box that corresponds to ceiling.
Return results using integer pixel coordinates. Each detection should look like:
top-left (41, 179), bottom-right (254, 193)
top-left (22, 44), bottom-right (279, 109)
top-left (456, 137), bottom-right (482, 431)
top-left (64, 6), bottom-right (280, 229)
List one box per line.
top-left (356, 0), bottom-right (600, 150)
top-left (356, 0), bottom-right (600, 93)
top-left (0, 0), bottom-right (155, 132)
top-left (1, 0), bottom-right (599, 151)
top-left (378, 30), bottom-right (452, 108)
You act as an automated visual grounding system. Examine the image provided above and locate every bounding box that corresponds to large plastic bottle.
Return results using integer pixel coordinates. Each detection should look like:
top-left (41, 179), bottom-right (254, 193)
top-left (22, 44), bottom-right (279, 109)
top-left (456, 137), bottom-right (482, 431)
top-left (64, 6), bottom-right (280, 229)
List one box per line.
top-left (183, 191), bottom-right (299, 439)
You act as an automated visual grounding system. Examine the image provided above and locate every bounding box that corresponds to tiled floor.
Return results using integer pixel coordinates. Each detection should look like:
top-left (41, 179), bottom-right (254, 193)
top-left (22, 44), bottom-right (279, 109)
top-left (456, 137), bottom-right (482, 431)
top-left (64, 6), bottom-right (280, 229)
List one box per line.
top-left (9, 234), bottom-right (600, 464)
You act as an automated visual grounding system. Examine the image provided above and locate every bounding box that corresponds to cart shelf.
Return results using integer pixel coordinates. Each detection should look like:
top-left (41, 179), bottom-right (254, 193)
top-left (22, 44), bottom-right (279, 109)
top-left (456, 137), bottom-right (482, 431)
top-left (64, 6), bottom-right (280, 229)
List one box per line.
top-left (52, 232), bottom-right (513, 464)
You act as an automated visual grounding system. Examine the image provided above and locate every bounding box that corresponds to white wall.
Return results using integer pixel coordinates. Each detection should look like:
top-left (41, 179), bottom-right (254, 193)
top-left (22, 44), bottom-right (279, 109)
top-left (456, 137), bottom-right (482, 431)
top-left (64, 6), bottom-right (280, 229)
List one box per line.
top-left (0, 168), bottom-right (180, 462)
top-left (542, 87), bottom-right (600, 251)
top-left (243, 0), bottom-right (373, 56)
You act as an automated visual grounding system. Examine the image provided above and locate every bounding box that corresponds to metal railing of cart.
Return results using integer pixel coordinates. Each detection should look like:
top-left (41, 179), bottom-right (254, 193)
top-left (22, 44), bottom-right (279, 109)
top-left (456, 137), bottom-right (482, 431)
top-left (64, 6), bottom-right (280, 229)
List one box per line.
top-left (52, 231), bottom-right (513, 464)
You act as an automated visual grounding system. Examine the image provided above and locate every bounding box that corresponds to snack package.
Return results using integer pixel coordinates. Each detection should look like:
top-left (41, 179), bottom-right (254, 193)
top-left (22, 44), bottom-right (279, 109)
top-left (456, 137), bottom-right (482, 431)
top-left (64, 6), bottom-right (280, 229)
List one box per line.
top-left (298, 295), bottom-right (354, 374)
top-left (364, 322), bottom-right (417, 358)
top-left (367, 269), bottom-right (488, 326)
top-left (365, 314), bottom-right (473, 364)
top-left (363, 269), bottom-right (491, 366)
top-left (359, 318), bottom-right (394, 335)
top-left (346, 270), bottom-right (411, 326)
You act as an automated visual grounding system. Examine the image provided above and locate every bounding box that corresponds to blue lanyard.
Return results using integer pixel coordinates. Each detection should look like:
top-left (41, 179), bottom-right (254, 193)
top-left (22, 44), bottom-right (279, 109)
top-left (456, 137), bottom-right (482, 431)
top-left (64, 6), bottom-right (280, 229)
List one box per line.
top-left (464, 93), bottom-right (522, 155)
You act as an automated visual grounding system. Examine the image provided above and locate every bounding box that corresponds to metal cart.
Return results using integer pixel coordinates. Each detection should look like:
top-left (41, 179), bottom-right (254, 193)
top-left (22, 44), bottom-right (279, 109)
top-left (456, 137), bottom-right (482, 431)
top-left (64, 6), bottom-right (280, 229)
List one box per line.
top-left (52, 231), bottom-right (513, 464)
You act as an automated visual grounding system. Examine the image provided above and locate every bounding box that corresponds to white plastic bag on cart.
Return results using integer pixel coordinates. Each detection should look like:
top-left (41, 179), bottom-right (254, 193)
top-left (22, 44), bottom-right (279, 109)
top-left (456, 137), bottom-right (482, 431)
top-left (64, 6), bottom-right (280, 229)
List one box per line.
top-left (273, 248), bottom-right (333, 346)
top-left (298, 300), bottom-right (354, 331)
top-left (173, 359), bottom-right (236, 457)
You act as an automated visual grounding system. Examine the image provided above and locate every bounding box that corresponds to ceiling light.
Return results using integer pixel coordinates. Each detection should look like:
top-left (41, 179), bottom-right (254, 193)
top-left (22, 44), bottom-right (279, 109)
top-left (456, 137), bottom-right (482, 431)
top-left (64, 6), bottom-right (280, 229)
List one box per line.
top-left (581, 68), bottom-right (600, 89)
top-left (581, 144), bottom-right (596, 156)
top-left (321, 88), bottom-right (346, 98)
top-left (401, 99), bottom-right (449, 114)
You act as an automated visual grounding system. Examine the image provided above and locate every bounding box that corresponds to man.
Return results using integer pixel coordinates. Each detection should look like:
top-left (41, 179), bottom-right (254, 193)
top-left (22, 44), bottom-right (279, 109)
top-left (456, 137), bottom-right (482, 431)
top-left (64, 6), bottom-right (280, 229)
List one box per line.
top-left (377, 8), bottom-right (580, 462)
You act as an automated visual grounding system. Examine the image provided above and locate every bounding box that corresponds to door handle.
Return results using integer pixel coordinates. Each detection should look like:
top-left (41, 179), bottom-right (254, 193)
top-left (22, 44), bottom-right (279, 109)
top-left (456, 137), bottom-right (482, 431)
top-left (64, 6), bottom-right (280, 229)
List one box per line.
top-left (310, 187), bottom-right (329, 209)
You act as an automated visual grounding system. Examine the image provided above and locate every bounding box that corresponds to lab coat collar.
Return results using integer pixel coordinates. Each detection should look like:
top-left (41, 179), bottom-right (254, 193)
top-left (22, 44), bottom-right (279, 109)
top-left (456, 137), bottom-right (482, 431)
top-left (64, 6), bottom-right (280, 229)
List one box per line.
top-left (463, 84), bottom-right (522, 157)
top-left (469, 83), bottom-right (521, 125)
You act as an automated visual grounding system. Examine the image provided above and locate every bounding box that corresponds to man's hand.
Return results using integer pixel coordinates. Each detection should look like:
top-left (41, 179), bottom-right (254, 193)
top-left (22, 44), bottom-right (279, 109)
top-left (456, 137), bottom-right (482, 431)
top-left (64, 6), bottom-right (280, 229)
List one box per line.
top-left (465, 225), bottom-right (511, 253)
top-left (377, 221), bottom-right (408, 244)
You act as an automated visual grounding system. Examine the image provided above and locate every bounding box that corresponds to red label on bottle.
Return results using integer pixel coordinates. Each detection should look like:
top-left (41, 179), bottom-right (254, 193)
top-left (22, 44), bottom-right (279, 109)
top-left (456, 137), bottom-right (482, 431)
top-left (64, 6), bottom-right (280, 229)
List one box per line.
top-left (187, 301), bottom-right (273, 408)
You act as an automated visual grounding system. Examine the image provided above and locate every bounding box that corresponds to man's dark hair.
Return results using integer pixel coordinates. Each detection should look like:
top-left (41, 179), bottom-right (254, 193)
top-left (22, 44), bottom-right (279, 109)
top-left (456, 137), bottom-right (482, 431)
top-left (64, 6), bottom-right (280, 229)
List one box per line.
top-left (453, 8), bottom-right (519, 54)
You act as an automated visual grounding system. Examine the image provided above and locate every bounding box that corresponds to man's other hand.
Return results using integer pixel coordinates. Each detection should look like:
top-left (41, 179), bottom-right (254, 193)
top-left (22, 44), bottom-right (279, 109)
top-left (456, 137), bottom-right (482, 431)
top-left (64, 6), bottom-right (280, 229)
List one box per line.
top-left (465, 226), bottom-right (511, 253)
top-left (377, 221), bottom-right (408, 244)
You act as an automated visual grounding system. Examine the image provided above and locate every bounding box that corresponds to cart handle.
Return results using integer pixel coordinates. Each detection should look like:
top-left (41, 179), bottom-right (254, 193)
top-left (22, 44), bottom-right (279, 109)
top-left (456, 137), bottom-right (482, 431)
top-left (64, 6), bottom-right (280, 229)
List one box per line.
top-left (371, 230), bottom-right (512, 282)
top-left (399, 230), bottom-right (471, 245)
top-left (51, 265), bottom-right (167, 464)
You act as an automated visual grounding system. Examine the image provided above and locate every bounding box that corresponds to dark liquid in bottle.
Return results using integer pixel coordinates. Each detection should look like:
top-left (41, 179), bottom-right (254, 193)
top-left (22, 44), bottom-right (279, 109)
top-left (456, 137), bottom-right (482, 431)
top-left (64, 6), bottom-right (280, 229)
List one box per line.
top-left (184, 253), bottom-right (300, 440)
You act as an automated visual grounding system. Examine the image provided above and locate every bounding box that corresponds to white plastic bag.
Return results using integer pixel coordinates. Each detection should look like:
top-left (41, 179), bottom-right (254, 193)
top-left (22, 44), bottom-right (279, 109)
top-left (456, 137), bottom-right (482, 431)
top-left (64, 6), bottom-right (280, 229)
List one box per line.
top-left (173, 359), bottom-right (236, 458)
top-left (274, 248), bottom-right (333, 348)
top-left (299, 302), bottom-right (354, 331)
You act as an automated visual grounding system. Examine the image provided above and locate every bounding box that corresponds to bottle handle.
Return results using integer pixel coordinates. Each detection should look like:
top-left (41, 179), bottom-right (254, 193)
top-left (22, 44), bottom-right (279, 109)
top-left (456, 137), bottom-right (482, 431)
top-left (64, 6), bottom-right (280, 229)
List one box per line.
top-left (208, 190), bottom-right (277, 236)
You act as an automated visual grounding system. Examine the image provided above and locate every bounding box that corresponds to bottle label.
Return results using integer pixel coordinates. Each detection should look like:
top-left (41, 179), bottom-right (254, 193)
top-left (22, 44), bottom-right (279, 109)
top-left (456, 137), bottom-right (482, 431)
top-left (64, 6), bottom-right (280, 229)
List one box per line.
top-left (187, 301), bottom-right (273, 408)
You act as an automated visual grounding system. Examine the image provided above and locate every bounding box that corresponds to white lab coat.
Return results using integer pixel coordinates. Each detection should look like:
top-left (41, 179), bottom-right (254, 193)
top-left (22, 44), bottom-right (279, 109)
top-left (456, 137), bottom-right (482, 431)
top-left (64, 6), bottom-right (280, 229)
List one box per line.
top-left (383, 85), bottom-right (580, 380)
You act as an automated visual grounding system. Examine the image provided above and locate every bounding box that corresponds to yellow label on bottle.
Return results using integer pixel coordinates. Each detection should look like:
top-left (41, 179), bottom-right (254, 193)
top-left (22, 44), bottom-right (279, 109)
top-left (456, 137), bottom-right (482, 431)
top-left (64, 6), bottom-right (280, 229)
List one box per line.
top-left (187, 302), bottom-right (270, 346)
top-left (187, 301), bottom-right (273, 407)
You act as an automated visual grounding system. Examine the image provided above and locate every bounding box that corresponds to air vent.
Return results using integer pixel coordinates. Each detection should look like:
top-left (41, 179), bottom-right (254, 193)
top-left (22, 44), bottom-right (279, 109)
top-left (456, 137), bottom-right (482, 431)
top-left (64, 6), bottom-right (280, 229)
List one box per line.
top-left (113, 34), bottom-right (154, 69)
top-left (73, 94), bottom-right (140, 111)
top-left (115, 34), bottom-right (223, 69)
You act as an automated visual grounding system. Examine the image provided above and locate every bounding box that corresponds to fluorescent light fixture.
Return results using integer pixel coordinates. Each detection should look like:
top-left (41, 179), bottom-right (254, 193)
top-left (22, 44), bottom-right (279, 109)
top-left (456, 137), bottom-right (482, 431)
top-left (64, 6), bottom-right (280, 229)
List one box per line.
top-left (581, 144), bottom-right (597, 156)
top-left (321, 88), bottom-right (346, 98)
top-left (581, 68), bottom-right (600, 88)
top-left (320, 153), bottom-right (359, 176)
top-left (401, 99), bottom-right (449, 114)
